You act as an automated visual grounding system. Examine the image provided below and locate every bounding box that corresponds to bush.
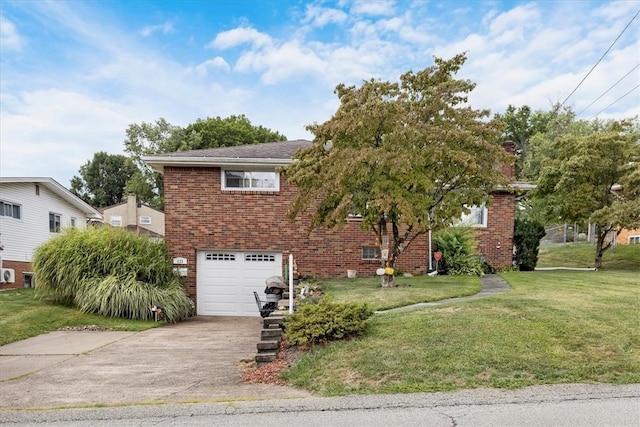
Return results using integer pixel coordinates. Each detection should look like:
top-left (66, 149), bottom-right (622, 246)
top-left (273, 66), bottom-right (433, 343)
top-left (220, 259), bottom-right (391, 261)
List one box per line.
top-left (284, 297), bottom-right (373, 348)
top-left (514, 218), bottom-right (546, 271)
top-left (433, 227), bottom-right (484, 276)
top-left (33, 227), bottom-right (189, 322)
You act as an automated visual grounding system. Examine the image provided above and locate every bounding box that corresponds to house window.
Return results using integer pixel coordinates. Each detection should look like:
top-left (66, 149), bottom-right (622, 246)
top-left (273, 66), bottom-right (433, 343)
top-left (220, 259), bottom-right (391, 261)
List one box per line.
top-left (362, 247), bottom-right (381, 260)
top-left (0, 201), bottom-right (21, 219)
top-left (222, 170), bottom-right (279, 191)
top-left (110, 215), bottom-right (122, 226)
top-left (139, 216), bottom-right (152, 225)
top-left (458, 204), bottom-right (488, 228)
top-left (49, 212), bottom-right (61, 233)
top-left (629, 235), bottom-right (640, 244)
top-left (35, 184), bottom-right (40, 196)
top-left (70, 217), bottom-right (77, 228)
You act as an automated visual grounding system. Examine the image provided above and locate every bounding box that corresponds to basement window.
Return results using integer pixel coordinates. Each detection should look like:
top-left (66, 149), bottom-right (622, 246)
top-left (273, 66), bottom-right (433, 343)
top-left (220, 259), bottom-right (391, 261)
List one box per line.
top-left (629, 235), bottom-right (640, 244)
top-left (362, 247), bottom-right (381, 260)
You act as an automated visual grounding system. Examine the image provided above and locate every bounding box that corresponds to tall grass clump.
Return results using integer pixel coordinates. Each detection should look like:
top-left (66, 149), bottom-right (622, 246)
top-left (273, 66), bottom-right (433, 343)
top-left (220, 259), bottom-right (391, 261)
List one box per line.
top-left (33, 227), bottom-right (189, 322)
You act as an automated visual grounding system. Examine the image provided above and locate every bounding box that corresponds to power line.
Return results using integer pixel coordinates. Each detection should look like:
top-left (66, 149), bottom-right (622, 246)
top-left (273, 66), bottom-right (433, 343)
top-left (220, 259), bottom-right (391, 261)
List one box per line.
top-left (589, 83), bottom-right (640, 119)
top-left (577, 63), bottom-right (640, 116)
top-left (559, 8), bottom-right (640, 109)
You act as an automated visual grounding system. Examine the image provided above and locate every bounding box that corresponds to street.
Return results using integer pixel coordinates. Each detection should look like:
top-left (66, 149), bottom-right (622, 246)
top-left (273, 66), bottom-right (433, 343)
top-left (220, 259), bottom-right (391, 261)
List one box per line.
top-left (2, 383), bottom-right (638, 426)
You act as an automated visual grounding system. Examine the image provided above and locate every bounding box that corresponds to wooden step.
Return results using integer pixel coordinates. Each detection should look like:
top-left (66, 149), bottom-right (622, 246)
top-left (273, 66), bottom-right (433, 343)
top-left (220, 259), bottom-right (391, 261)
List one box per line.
top-left (257, 341), bottom-right (279, 351)
top-left (256, 352), bottom-right (277, 364)
top-left (263, 316), bottom-right (284, 327)
top-left (261, 328), bottom-right (282, 341)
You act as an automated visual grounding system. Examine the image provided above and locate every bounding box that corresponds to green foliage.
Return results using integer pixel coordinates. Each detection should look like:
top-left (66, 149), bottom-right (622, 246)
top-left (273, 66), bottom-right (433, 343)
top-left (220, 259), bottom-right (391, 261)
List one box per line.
top-left (75, 274), bottom-right (190, 322)
top-left (70, 151), bottom-right (139, 208)
top-left (533, 117), bottom-right (640, 268)
top-left (33, 227), bottom-right (189, 322)
top-left (513, 218), bottom-right (546, 271)
top-left (283, 53), bottom-right (508, 282)
top-left (285, 297), bottom-right (373, 348)
top-left (433, 227), bottom-right (484, 275)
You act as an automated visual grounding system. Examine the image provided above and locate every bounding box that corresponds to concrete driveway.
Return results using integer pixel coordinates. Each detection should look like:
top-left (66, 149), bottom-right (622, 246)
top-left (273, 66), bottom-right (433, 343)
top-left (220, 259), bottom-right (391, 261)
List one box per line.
top-left (0, 316), bottom-right (310, 409)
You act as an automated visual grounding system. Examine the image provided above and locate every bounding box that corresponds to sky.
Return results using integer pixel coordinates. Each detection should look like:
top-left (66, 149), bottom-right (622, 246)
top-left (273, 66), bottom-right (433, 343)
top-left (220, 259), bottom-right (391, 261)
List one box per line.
top-left (1, 0), bottom-right (639, 188)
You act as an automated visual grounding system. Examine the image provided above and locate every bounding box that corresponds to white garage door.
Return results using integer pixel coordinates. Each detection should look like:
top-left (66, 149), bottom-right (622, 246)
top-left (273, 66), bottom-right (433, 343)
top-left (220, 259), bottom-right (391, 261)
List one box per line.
top-left (196, 251), bottom-right (283, 316)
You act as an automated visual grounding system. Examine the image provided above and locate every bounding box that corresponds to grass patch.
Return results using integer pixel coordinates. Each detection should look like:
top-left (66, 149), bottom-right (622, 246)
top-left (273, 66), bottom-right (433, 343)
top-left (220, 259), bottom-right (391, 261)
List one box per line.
top-left (537, 243), bottom-right (640, 270)
top-left (0, 288), bottom-right (159, 346)
top-left (314, 275), bottom-right (481, 311)
top-left (283, 270), bottom-right (639, 395)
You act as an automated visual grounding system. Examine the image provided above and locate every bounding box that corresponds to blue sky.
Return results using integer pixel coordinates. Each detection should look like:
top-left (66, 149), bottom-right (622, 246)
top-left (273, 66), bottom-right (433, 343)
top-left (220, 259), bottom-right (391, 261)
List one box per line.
top-left (1, 0), bottom-right (639, 187)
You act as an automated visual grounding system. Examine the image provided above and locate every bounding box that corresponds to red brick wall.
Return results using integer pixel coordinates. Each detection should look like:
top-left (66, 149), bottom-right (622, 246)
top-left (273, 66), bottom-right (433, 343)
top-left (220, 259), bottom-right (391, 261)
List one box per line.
top-left (164, 166), bottom-right (516, 302)
top-left (474, 193), bottom-right (516, 269)
top-left (0, 260), bottom-right (32, 290)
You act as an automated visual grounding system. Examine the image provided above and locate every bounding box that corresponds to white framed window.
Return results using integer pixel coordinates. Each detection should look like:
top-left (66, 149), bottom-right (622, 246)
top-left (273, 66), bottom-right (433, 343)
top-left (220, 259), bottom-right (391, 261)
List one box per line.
top-left (70, 217), bottom-right (77, 228)
top-left (0, 201), bottom-right (21, 219)
top-left (629, 235), bottom-right (640, 244)
top-left (49, 212), bottom-right (61, 233)
top-left (139, 216), bottom-right (152, 225)
top-left (362, 247), bottom-right (381, 260)
top-left (458, 204), bottom-right (488, 228)
top-left (222, 170), bottom-right (279, 191)
top-left (110, 215), bottom-right (122, 226)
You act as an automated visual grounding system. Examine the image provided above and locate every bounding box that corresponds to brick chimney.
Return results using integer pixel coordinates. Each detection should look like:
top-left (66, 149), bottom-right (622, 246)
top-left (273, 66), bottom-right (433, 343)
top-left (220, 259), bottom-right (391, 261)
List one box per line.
top-left (501, 140), bottom-right (517, 179)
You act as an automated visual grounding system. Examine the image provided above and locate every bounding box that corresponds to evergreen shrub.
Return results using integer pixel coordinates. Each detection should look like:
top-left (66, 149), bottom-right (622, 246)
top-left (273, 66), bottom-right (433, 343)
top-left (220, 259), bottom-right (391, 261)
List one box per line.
top-left (284, 297), bottom-right (373, 348)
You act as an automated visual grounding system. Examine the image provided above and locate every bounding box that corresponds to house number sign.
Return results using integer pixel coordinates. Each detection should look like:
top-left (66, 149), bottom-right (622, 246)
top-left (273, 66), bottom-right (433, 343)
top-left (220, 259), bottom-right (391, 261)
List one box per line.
top-left (173, 257), bottom-right (188, 265)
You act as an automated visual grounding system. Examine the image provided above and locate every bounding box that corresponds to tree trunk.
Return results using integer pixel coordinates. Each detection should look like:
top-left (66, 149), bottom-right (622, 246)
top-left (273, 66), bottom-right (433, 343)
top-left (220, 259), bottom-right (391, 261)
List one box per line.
top-left (594, 226), bottom-right (613, 270)
top-left (382, 273), bottom-right (396, 287)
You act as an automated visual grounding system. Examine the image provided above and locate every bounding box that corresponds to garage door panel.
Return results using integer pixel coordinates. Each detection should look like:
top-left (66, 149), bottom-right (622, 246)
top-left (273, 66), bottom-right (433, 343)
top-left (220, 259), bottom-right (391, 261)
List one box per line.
top-left (197, 251), bottom-right (282, 316)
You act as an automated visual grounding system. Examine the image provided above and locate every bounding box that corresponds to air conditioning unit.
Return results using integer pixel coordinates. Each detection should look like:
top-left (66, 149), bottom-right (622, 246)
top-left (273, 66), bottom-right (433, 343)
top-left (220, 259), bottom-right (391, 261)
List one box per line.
top-left (1, 268), bottom-right (15, 283)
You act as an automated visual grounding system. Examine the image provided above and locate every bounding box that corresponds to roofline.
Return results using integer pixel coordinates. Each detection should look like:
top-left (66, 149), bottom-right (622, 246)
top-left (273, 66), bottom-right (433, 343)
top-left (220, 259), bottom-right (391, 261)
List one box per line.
top-left (0, 177), bottom-right (102, 218)
top-left (142, 157), bottom-right (294, 173)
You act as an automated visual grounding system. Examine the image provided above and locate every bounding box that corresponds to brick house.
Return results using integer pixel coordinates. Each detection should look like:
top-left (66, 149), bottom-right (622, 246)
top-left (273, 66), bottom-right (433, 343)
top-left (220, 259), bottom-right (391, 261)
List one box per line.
top-left (143, 139), bottom-right (521, 316)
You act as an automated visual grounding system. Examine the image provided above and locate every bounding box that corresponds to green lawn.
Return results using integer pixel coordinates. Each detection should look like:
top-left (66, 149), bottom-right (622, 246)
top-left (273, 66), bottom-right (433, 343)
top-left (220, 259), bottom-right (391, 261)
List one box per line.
top-left (0, 288), bottom-right (159, 346)
top-left (316, 275), bottom-right (481, 311)
top-left (537, 242), bottom-right (640, 270)
top-left (283, 247), bottom-right (640, 395)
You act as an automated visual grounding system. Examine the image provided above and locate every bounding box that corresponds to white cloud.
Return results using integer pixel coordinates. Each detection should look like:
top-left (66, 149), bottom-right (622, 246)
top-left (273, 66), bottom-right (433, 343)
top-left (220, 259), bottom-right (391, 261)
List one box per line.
top-left (140, 21), bottom-right (174, 37)
top-left (208, 27), bottom-right (272, 50)
top-left (0, 15), bottom-right (23, 50)
top-left (349, 0), bottom-right (396, 16)
top-left (303, 5), bottom-right (348, 27)
top-left (193, 57), bottom-right (230, 76)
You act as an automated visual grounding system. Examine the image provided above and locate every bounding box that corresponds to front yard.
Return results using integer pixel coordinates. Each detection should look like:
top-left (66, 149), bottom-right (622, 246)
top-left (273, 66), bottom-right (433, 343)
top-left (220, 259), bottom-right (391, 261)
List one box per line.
top-left (283, 269), bottom-right (639, 395)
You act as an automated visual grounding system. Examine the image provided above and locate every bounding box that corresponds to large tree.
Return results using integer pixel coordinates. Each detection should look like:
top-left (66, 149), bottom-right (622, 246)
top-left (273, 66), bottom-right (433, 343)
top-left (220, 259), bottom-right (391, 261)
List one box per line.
top-left (534, 118), bottom-right (640, 268)
top-left (283, 53), bottom-right (510, 287)
top-left (70, 151), bottom-right (139, 208)
top-left (494, 105), bottom-right (553, 179)
top-left (123, 116), bottom-right (287, 209)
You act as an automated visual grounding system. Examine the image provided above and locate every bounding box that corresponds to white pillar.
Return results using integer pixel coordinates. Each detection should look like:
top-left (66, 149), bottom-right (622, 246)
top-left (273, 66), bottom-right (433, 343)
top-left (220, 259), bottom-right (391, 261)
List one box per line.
top-left (289, 253), bottom-right (294, 314)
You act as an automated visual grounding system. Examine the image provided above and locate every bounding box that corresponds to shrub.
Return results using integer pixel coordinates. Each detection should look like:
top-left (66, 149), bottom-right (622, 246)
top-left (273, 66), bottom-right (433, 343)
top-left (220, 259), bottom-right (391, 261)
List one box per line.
top-left (514, 218), bottom-right (546, 271)
top-left (433, 227), bottom-right (484, 276)
top-left (33, 227), bottom-right (189, 322)
top-left (284, 297), bottom-right (373, 348)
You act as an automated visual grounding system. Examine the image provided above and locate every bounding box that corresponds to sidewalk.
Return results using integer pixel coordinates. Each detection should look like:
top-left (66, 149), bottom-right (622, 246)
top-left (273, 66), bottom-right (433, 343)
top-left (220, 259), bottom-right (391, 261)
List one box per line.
top-left (376, 274), bottom-right (510, 313)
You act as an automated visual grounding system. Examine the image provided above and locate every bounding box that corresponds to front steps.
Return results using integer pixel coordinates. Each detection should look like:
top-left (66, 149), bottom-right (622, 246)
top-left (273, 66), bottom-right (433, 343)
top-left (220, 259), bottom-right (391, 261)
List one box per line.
top-left (255, 315), bottom-right (284, 366)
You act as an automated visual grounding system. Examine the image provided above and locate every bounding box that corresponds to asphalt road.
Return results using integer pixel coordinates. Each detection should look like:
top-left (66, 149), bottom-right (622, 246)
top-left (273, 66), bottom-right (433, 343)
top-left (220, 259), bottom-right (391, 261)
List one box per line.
top-left (2, 383), bottom-right (638, 426)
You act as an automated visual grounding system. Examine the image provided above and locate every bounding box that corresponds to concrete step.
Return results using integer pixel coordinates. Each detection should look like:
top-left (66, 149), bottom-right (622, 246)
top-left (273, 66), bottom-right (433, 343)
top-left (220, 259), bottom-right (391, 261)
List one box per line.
top-left (257, 341), bottom-right (279, 351)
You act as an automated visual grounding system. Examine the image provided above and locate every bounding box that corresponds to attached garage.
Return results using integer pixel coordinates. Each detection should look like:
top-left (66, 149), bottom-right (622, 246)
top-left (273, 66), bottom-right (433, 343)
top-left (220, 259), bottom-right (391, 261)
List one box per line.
top-left (196, 250), bottom-right (283, 316)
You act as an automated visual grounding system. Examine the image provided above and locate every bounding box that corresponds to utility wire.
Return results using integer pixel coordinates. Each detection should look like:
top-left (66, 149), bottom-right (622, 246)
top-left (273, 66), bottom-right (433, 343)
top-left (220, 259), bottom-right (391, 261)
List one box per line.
top-left (577, 63), bottom-right (640, 116)
top-left (559, 8), bottom-right (640, 109)
top-left (589, 83), bottom-right (640, 119)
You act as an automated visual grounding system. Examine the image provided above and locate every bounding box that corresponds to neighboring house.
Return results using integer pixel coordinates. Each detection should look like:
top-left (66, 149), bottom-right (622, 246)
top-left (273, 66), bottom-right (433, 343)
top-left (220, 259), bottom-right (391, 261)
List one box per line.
top-left (143, 140), bottom-right (522, 316)
top-left (615, 227), bottom-right (640, 245)
top-left (0, 177), bottom-right (102, 289)
top-left (102, 194), bottom-right (164, 238)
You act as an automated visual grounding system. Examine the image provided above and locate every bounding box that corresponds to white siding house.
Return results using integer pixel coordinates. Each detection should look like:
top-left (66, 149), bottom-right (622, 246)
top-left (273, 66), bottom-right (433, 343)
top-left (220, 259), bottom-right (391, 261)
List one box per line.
top-left (0, 177), bottom-right (102, 288)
